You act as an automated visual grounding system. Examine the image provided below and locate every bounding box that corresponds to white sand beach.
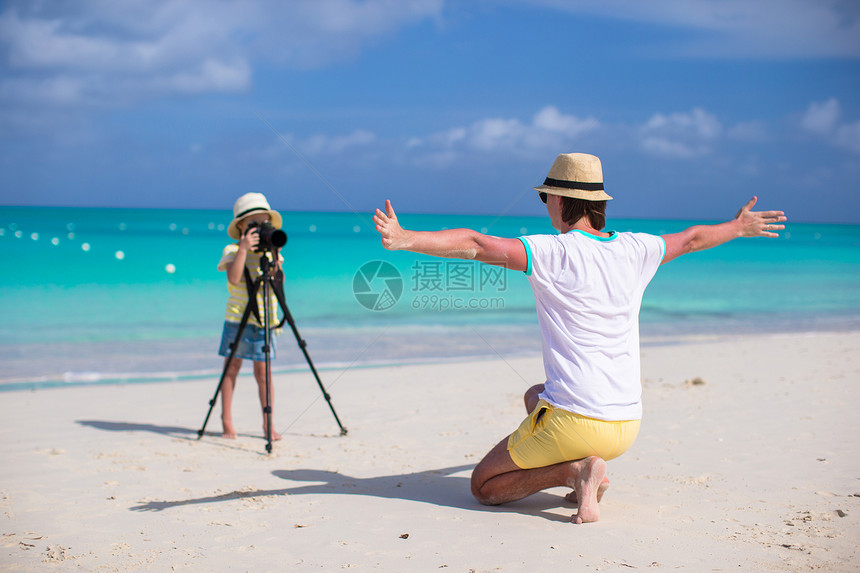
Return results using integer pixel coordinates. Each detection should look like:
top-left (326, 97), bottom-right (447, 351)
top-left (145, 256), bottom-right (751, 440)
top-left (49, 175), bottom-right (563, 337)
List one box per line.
top-left (2, 331), bottom-right (858, 571)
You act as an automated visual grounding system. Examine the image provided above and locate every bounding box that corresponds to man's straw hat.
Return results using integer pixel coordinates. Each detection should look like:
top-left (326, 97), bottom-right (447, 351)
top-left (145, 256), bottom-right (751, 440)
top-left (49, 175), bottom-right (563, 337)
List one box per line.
top-left (534, 153), bottom-right (613, 201)
top-left (227, 193), bottom-right (282, 240)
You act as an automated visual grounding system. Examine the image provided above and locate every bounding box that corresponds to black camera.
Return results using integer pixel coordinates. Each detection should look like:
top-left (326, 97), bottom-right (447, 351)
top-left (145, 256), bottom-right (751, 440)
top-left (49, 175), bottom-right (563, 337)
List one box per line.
top-left (246, 221), bottom-right (287, 252)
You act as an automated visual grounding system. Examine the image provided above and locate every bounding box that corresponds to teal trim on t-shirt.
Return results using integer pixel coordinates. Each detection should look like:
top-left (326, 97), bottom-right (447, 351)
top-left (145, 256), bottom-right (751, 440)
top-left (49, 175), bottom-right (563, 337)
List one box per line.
top-left (571, 229), bottom-right (618, 242)
top-left (517, 236), bottom-right (533, 276)
top-left (658, 234), bottom-right (667, 262)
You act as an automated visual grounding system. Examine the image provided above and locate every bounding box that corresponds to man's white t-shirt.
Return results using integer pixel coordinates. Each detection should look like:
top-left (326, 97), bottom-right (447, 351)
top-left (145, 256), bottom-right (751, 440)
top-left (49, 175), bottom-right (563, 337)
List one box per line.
top-left (518, 230), bottom-right (666, 421)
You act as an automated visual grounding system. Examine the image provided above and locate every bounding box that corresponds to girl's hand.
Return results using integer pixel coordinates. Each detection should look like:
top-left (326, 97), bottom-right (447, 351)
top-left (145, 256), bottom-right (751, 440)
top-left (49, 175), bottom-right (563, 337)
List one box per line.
top-left (239, 225), bottom-right (260, 251)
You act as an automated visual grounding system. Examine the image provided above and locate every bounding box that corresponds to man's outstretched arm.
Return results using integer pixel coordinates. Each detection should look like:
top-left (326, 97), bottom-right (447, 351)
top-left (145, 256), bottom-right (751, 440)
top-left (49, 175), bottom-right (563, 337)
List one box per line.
top-left (661, 197), bottom-right (786, 264)
top-left (373, 200), bottom-right (528, 271)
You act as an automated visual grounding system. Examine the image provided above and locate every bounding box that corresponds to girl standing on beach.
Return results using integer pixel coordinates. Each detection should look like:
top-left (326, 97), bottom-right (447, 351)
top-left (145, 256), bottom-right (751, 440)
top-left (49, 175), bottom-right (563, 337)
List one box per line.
top-left (217, 193), bottom-right (285, 440)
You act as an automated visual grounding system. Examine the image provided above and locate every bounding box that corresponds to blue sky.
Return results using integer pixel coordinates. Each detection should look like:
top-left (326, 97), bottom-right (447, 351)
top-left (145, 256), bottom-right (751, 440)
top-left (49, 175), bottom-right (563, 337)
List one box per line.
top-left (1, 0), bottom-right (859, 223)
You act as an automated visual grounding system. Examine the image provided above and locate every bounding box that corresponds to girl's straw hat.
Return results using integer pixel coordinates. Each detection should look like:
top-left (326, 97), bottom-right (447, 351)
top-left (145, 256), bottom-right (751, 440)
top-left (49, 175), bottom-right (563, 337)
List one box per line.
top-left (227, 193), bottom-right (283, 239)
top-left (534, 153), bottom-right (613, 201)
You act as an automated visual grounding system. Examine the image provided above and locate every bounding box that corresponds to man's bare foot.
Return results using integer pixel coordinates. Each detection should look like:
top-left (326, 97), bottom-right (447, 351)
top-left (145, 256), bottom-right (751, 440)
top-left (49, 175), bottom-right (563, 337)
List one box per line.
top-left (566, 456), bottom-right (607, 524)
top-left (564, 475), bottom-right (610, 504)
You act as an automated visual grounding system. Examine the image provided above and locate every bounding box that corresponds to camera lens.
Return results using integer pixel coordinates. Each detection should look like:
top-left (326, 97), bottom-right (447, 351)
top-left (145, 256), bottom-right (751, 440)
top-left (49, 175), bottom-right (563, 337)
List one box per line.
top-left (251, 222), bottom-right (287, 251)
top-left (266, 227), bottom-right (287, 248)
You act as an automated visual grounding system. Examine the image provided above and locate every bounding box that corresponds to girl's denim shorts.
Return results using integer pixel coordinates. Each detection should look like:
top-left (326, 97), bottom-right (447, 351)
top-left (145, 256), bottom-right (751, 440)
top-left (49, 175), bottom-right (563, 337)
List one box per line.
top-left (218, 321), bottom-right (277, 362)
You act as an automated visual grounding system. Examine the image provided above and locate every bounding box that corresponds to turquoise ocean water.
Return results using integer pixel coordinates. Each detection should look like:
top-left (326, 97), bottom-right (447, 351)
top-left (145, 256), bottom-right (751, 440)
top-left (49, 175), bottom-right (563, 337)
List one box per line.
top-left (2, 206), bottom-right (858, 390)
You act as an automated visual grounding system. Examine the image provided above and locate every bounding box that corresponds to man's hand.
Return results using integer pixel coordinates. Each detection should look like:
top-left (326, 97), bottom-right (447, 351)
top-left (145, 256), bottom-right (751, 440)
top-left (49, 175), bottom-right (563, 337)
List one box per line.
top-left (662, 196), bottom-right (787, 264)
top-left (372, 199), bottom-right (528, 269)
top-left (735, 196), bottom-right (786, 238)
top-left (373, 200), bottom-right (412, 250)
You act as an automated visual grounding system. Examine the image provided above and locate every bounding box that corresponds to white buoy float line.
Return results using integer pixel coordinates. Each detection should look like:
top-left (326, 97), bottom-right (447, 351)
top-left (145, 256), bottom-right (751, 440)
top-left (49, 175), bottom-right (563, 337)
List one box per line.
top-left (0, 220), bottom-right (182, 275)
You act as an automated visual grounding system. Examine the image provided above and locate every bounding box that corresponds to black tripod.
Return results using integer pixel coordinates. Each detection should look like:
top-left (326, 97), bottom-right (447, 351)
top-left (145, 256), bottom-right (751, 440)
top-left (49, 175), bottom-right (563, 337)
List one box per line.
top-left (198, 250), bottom-right (347, 453)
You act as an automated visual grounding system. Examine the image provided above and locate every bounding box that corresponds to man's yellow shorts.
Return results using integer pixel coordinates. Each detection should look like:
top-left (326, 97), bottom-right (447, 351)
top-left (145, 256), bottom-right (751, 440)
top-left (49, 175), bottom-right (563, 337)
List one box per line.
top-left (507, 399), bottom-right (641, 469)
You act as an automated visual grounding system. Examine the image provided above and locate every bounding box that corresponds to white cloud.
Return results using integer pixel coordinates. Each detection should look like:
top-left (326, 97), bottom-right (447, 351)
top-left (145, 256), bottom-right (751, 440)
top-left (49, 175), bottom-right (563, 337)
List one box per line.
top-left (154, 59), bottom-right (251, 94)
top-left (469, 118), bottom-right (525, 151)
top-left (408, 105), bottom-right (754, 164)
top-left (727, 121), bottom-right (768, 142)
top-left (309, 102), bottom-right (859, 165)
top-left (525, 0), bottom-right (860, 58)
top-left (801, 98), bottom-right (841, 134)
top-left (428, 127), bottom-right (467, 148)
top-left (644, 108), bottom-right (721, 139)
top-left (800, 98), bottom-right (860, 154)
top-left (0, 75), bottom-right (88, 106)
top-left (242, 0), bottom-right (444, 69)
top-left (836, 122), bottom-right (860, 153)
top-left (1, 11), bottom-right (112, 69)
top-left (0, 0), bottom-right (442, 106)
top-left (279, 129), bottom-right (377, 157)
top-left (0, 4), bottom-right (248, 73)
top-left (639, 107), bottom-right (722, 158)
top-left (411, 106), bottom-right (600, 158)
top-left (323, 130), bottom-right (377, 154)
top-left (640, 137), bottom-right (699, 159)
top-left (533, 106), bottom-right (600, 136)
top-left (2, 0), bottom-right (855, 112)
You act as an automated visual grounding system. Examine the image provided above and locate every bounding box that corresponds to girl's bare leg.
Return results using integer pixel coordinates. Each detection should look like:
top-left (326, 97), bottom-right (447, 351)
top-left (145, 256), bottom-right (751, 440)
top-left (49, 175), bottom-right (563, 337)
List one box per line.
top-left (254, 361), bottom-right (282, 441)
top-left (220, 357), bottom-right (242, 438)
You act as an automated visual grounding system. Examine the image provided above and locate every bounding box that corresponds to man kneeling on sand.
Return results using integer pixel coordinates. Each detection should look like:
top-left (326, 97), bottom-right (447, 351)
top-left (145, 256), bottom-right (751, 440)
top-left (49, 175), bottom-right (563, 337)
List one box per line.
top-left (374, 153), bottom-right (786, 523)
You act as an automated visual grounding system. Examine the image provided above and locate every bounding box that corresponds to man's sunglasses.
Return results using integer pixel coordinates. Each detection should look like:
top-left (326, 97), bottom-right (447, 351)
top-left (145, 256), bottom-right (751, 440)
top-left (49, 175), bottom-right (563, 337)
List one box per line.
top-left (539, 192), bottom-right (548, 204)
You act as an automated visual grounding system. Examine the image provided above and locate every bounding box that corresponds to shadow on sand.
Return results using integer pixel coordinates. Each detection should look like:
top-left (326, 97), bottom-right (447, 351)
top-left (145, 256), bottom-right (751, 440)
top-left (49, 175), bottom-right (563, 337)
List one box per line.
top-left (129, 464), bottom-right (575, 522)
top-left (79, 420), bottom-right (576, 521)
top-left (77, 420), bottom-right (199, 436)
top-left (75, 419), bottom-right (281, 452)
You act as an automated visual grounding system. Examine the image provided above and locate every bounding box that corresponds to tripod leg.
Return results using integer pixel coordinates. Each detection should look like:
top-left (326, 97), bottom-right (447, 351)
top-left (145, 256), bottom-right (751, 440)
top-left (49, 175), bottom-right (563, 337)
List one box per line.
top-left (266, 252), bottom-right (347, 437)
top-left (280, 301), bottom-right (348, 436)
top-left (262, 276), bottom-right (274, 453)
top-left (198, 358), bottom-right (231, 439)
top-left (253, 362), bottom-right (279, 439)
